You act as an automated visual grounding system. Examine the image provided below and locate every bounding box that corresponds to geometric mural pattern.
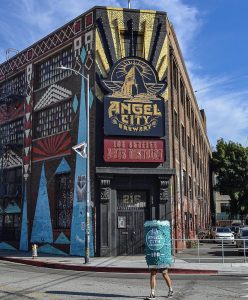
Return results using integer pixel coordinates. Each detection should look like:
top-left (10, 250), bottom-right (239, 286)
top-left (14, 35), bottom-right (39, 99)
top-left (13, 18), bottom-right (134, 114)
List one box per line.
top-left (32, 132), bottom-right (71, 162)
top-left (0, 150), bottom-right (22, 169)
top-left (34, 84), bottom-right (72, 111)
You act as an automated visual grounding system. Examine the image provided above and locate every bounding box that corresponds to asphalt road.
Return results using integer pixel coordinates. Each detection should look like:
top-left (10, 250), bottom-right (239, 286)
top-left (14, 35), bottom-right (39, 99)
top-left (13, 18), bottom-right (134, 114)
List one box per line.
top-left (0, 260), bottom-right (247, 299)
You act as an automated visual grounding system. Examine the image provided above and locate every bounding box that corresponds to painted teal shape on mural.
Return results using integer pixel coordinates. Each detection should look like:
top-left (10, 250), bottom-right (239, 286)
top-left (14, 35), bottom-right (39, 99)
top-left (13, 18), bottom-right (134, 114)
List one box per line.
top-left (4, 201), bottom-right (21, 214)
top-left (70, 47), bottom-right (94, 257)
top-left (73, 95), bottom-right (79, 113)
top-left (31, 164), bottom-right (53, 243)
top-left (55, 158), bottom-right (71, 175)
top-left (38, 244), bottom-right (68, 256)
top-left (20, 184), bottom-right (28, 251)
top-left (0, 242), bottom-right (17, 251)
top-left (89, 89), bottom-right (94, 109)
top-left (80, 47), bottom-right (87, 64)
top-left (54, 232), bottom-right (70, 244)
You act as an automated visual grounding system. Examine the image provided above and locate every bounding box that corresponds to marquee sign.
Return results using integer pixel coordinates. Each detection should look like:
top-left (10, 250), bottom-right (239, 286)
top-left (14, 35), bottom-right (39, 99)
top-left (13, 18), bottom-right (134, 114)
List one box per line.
top-left (104, 138), bottom-right (164, 163)
top-left (103, 57), bottom-right (166, 137)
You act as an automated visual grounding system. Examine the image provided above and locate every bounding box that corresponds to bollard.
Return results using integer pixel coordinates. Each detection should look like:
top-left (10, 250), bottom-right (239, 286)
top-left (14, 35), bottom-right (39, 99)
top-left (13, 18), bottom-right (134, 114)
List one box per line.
top-left (32, 244), bottom-right (38, 259)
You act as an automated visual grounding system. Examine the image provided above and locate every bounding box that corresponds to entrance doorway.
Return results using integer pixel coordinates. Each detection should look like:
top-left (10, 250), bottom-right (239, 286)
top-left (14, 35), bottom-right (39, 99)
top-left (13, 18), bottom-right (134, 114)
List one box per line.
top-left (117, 190), bottom-right (148, 255)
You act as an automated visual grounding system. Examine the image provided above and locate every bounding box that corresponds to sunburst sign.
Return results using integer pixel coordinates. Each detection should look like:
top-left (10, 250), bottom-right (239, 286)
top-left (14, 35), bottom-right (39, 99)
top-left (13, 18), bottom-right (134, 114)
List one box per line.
top-left (103, 57), bottom-right (166, 137)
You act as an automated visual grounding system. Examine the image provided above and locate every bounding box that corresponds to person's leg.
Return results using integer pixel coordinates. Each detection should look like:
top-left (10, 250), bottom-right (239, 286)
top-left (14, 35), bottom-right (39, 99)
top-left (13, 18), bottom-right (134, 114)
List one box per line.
top-left (146, 269), bottom-right (157, 299)
top-left (162, 269), bottom-right (173, 297)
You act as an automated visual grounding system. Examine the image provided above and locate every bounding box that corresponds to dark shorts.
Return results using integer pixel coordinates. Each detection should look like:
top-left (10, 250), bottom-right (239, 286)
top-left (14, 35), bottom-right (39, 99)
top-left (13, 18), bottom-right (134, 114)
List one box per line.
top-left (150, 268), bottom-right (168, 274)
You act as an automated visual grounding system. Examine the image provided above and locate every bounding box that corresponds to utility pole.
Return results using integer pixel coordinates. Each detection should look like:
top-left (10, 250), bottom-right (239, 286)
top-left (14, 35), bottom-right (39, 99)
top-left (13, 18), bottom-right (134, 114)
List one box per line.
top-left (128, 0), bottom-right (131, 9)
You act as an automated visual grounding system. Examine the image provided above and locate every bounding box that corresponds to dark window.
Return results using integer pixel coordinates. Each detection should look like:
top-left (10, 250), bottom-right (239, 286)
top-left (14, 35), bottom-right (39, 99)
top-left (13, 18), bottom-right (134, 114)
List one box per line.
top-left (192, 144), bottom-right (195, 163)
top-left (186, 95), bottom-right (190, 118)
top-left (172, 60), bottom-right (178, 90)
top-left (187, 136), bottom-right (191, 157)
top-left (55, 173), bottom-right (72, 229)
top-left (2, 167), bottom-right (22, 197)
top-left (181, 124), bottom-right (186, 148)
top-left (121, 31), bottom-right (144, 57)
top-left (189, 176), bottom-right (193, 199)
top-left (35, 101), bottom-right (72, 138)
top-left (180, 79), bottom-right (185, 106)
top-left (183, 170), bottom-right (187, 196)
top-left (191, 109), bottom-right (194, 128)
top-left (36, 47), bottom-right (73, 89)
top-left (0, 73), bottom-right (26, 96)
top-left (0, 118), bottom-right (23, 146)
top-left (174, 110), bottom-right (179, 138)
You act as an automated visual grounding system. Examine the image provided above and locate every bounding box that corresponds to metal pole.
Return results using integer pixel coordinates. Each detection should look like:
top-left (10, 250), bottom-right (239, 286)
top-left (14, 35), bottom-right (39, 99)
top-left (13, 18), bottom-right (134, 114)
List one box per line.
top-left (221, 239), bottom-right (224, 264)
top-left (85, 73), bottom-right (90, 264)
top-left (197, 239), bottom-right (200, 263)
top-left (128, 0), bottom-right (131, 9)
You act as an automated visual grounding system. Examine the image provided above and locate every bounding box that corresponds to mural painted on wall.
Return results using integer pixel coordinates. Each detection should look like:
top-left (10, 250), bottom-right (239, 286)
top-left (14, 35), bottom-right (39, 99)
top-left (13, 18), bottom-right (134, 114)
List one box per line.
top-left (31, 163), bottom-right (53, 243)
top-left (70, 47), bottom-right (94, 257)
top-left (95, 8), bottom-right (168, 102)
top-left (103, 57), bottom-right (166, 136)
top-left (32, 132), bottom-right (71, 161)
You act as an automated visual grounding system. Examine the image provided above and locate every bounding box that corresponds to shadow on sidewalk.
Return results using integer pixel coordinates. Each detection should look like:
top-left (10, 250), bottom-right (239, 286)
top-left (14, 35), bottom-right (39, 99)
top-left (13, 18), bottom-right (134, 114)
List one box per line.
top-left (46, 290), bottom-right (141, 298)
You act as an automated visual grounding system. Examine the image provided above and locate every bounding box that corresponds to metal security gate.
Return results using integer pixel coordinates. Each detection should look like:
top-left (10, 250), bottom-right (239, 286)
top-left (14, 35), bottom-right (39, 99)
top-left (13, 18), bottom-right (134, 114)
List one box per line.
top-left (117, 190), bottom-right (147, 255)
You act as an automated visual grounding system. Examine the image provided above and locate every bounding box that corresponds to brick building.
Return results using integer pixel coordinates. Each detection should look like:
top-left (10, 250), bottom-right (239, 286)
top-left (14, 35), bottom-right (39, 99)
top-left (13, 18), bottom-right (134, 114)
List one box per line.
top-left (0, 6), bottom-right (211, 256)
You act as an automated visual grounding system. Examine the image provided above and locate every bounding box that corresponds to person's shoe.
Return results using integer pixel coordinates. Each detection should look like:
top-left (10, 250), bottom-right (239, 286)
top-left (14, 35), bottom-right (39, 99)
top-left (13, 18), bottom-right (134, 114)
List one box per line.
top-left (167, 290), bottom-right (174, 298)
top-left (145, 294), bottom-right (155, 300)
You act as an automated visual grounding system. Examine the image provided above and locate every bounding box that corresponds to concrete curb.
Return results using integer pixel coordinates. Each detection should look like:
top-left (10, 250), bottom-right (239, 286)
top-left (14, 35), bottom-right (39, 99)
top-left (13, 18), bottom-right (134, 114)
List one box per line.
top-left (0, 256), bottom-right (218, 275)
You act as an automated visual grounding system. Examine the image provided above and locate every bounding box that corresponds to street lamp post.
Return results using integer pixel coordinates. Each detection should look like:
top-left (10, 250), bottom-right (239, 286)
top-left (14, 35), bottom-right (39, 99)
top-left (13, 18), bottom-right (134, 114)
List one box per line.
top-left (57, 65), bottom-right (90, 264)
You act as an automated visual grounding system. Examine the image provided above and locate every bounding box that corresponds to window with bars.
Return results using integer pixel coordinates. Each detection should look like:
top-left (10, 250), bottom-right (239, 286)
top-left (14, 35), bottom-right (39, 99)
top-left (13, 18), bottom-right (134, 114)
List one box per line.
top-left (120, 31), bottom-right (144, 57)
top-left (55, 173), bottom-right (72, 229)
top-left (35, 101), bottom-right (71, 138)
top-left (0, 73), bottom-right (26, 96)
top-left (36, 47), bottom-right (73, 89)
top-left (0, 118), bottom-right (23, 146)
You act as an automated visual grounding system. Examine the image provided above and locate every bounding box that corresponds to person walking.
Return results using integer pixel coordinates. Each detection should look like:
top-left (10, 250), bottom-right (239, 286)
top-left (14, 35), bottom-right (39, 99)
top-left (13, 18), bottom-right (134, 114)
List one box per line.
top-left (146, 268), bottom-right (173, 299)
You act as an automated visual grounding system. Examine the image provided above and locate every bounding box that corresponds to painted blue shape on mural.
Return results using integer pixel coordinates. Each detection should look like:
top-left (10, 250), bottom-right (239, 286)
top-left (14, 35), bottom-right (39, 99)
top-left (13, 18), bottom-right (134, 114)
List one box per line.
top-left (54, 232), bottom-right (70, 244)
top-left (0, 242), bottom-right (17, 251)
top-left (20, 184), bottom-right (28, 251)
top-left (73, 95), bottom-right (79, 113)
top-left (4, 201), bottom-right (21, 214)
top-left (38, 244), bottom-right (68, 256)
top-left (89, 89), bottom-right (94, 109)
top-left (80, 47), bottom-right (87, 64)
top-left (55, 158), bottom-right (71, 175)
top-left (70, 47), bottom-right (94, 257)
top-left (31, 164), bottom-right (53, 243)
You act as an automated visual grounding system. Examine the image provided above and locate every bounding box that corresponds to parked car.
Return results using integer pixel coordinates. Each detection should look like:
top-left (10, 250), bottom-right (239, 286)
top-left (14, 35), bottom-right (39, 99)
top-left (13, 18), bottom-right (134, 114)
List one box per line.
top-left (236, 227), bottom-right (248, 253)
top-left (214, 227), bottom-right (235, 243)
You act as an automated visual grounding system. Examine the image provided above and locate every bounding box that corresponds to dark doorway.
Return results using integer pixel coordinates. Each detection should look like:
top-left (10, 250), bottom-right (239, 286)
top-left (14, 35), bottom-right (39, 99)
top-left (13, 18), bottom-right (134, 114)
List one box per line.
top-left (117, 190), bottom-right (148, 255)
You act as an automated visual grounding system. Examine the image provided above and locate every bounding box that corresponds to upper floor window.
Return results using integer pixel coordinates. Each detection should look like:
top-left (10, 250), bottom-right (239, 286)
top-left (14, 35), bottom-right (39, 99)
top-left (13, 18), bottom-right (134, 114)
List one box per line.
top-left (180, 79), bottom-right (185, 106)
top-left (172, 60), bottom-right (178, 90)
top-left (0, 73), bottom-right (26, 96)
top-left (181, 124), bottom-right (186, 148)
top-left (36, 47), bottom-right (73, 89)
top-left (121, 30), bottom-right (144, 57)
top-left (35, 101), bottom-right (71, 138)
top-left (183, 170), bottom-right (187, 196)
top-left (186, 95), bottom-right (190, 118)
top-left (174, 110), bottom-right (179, 138)
top-left (0, 118), bottom-right (23, 146)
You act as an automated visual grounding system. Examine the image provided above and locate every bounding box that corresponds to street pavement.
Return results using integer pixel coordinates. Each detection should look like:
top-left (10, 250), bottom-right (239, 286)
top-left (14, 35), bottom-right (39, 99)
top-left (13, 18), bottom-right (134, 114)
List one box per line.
top-left (0, 261), bottom-right (246, 299)
top-left (0, 249), bottom-right (247, 276)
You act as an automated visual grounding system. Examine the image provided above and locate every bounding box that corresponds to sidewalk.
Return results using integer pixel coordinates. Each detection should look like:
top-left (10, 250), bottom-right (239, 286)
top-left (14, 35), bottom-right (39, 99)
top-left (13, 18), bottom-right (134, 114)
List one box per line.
top-left (0, 250), bottom-right (247, 275)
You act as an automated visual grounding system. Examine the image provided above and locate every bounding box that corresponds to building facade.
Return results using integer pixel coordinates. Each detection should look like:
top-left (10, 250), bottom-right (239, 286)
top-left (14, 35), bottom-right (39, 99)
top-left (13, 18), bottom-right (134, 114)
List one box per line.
top-left (0, 6), bottom-right (211, 256)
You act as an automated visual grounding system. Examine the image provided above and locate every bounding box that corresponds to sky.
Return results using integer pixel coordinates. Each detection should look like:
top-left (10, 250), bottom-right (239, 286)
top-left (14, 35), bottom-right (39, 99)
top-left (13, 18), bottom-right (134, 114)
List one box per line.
top-left (0, 0), bottom-right (247, 148)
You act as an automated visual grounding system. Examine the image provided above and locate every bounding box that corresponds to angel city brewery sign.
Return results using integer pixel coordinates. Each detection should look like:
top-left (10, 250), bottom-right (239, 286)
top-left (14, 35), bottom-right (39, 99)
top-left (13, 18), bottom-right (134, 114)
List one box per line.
top-left (103, 57), bottom-right (166, 136)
